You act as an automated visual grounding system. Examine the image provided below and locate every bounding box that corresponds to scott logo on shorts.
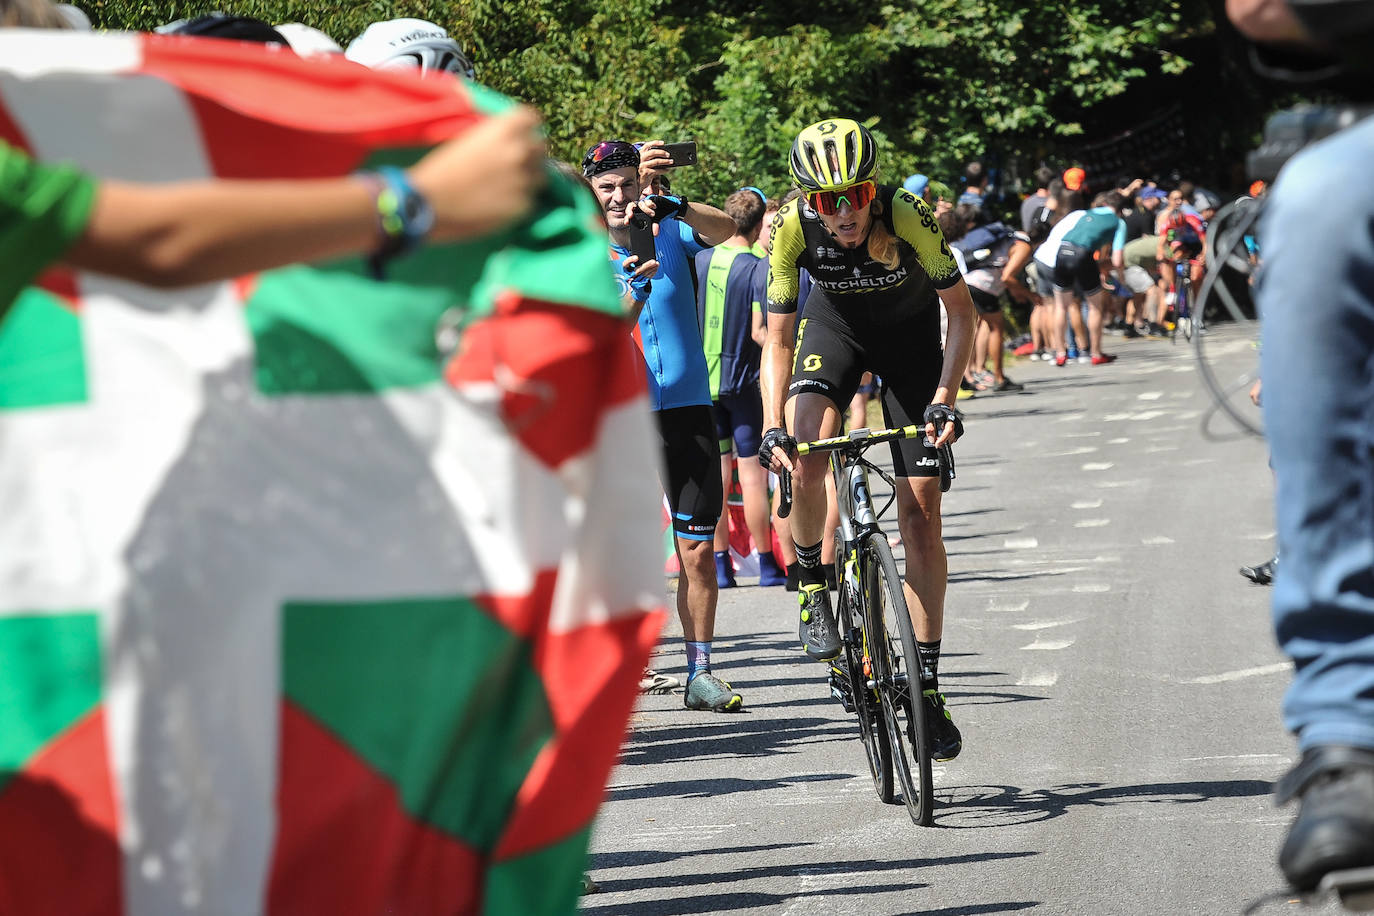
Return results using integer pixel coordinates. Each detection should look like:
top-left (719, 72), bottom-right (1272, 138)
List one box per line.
top-left (802, 354), bottom-right (823, 371)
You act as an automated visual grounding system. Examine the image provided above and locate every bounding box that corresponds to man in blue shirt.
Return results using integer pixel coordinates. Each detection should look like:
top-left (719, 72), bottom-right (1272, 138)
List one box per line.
top-left (583, 138), bottom-right (744, 711)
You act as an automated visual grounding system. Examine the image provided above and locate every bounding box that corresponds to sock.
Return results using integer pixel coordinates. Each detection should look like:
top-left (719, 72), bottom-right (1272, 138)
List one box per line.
top-left (795, 540), bottom-right (825, 587)
top-left (686, 641), bottom-right (711, 683)
top-left (917, 639), bottom-right (941, 690)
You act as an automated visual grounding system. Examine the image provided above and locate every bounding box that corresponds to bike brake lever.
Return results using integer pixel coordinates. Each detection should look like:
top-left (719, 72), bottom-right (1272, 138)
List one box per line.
top-left (778, 470), bottom-right (793, 519)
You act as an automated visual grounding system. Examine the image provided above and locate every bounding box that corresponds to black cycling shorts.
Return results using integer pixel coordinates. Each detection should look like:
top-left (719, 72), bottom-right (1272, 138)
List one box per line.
top-left (654, 404), bottom-right (722, 541)
top-left (787, 315), bottom-right (942, 478)
top-left (1053, 242), bottom-right (1103, 296)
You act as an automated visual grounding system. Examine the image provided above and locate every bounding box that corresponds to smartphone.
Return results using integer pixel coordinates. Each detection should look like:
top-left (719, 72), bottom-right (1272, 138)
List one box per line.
top-left (627, 213), bottom-right (657, 268)
top-left (661, 141), bottom-right (697, 168)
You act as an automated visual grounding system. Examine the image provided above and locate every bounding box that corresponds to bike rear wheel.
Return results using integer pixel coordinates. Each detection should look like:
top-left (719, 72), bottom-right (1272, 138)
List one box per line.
top-left (834, 531), bottom-right (893, 803)
top-left (861, 531), bottom-right (934, 826)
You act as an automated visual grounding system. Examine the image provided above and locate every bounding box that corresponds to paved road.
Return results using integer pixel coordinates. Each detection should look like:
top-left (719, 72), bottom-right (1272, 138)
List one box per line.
top-left (586, 326), bottom-right (1338, 915)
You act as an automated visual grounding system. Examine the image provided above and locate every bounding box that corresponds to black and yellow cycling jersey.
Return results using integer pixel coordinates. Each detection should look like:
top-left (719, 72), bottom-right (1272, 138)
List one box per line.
top-left (766, 184), bottom-right (962, 322)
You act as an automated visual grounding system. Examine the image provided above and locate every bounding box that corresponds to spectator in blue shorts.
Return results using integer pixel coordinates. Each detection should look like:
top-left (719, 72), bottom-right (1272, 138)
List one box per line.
top-left (696, 188), bottom-right (786, 588)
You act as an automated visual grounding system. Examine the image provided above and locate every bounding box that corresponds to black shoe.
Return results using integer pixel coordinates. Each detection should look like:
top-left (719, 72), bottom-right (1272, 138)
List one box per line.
top-left (1277, 746), bottom-right (1374, 892)
top-left (1240, 557), bottom-right (1277, 585)
top-left (922, 689), bottom-right (962, 761)
top-left (785, 563), bottom-right (799, 592)
top-left (798, 583), bottom-right (841, 660)
top-left (994, 376), bottom-right (1024, 392)
top-left (1122, 324), bottom-right (1141, 339)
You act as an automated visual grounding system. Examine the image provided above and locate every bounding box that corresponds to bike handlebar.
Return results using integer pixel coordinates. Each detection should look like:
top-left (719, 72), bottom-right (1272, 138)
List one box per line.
top-left (775, 425), bottom-right (955, 519)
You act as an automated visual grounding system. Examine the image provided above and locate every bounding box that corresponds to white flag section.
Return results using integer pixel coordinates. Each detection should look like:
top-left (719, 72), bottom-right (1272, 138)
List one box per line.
top-left (0, 29), bottom-right (664, 916)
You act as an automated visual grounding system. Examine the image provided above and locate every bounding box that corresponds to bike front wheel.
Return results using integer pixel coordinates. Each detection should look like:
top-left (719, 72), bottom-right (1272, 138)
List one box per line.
top-left (834, 530), bottom-right (893, 803)
top-left (861, 531), bottom-right (934, 826)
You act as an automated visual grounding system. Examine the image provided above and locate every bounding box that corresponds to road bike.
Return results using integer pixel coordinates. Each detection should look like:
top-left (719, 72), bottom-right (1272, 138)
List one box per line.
top-left (778, 424), bottom-right (954, 826)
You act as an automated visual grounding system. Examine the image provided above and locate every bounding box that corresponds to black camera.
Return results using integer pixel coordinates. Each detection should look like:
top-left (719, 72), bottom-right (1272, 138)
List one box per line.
top-left (1247, 104), bottom-right (1374, 182)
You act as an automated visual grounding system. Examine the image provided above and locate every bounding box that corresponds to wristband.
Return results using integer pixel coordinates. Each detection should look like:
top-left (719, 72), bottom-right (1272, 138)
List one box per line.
top-left (360, 165), bottom-right (435, 263)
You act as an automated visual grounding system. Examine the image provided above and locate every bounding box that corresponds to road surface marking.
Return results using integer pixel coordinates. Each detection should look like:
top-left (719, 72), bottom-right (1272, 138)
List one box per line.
top-left (988, 599), bottom-right (1030, 613)
top-left (1004, 536), bottom-right (1038, 549)
top-left (1013, 618), bottom-right (1082, 630)
top-left (1142, 535), bottom-right (1175, 545)
top-left (1074, 518), bottom-right (1110, 528)
top-left (1187, 663), bottom-right (1290, 684)
top-left (1073, 583), bottom-right (1110, 593)
top-left (1072, 499), bottom-right (1103, 509)
top-left (1082, 462), bottom-right (1114, 471)
top-left (1017, 670), bottom-right (1060, 687)
top-left (1108, 437), bottom-right (1130, 444)
top-left (1021, 638), bottom-right (1075, 651)
top-left (1138, 391), bottom-right (1163, 401)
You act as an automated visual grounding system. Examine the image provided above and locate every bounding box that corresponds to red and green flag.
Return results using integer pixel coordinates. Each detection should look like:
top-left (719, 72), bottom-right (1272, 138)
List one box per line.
top-left (0, 29), bottom-right (664, 915)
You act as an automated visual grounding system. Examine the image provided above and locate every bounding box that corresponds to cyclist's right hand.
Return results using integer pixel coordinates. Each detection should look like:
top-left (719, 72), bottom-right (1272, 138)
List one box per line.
top-left (922, 403), bottom-right (964, 447)
top-left (759, 426), bottom-right (797, 474)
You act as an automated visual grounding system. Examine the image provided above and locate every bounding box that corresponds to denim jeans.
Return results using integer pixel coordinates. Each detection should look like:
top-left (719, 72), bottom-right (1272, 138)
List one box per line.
top-left (1259, 113), bottom-right (1374, 751)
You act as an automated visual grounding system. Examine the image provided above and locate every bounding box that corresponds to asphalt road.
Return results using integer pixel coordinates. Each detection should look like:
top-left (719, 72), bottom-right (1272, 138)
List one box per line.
top-left (585, 325), bottom-right (1341, 915)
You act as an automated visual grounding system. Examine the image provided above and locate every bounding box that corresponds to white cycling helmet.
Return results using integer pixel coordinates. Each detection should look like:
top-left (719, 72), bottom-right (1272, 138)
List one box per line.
top-left (276, 22), bottom-right (343, 57)
top-left (345, 18), bottom-right (475, 79)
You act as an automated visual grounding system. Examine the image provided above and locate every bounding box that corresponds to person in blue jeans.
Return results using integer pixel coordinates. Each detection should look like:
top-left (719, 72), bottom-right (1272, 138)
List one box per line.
top-left (1229, 0), bottom-right (1374, 893)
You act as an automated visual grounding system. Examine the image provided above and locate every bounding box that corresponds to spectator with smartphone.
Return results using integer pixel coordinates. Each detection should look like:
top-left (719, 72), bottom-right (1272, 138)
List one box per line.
top-left (582, 138), bottom-right (746, 712)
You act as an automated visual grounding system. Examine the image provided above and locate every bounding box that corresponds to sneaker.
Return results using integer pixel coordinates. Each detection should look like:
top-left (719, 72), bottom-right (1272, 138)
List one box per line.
top-left (1277, 746), bottom-right (1374, 892)
top-left (1091, 354), bottom-right (1116, 366)
top-left (714, 551), bottom-right (737, 589)
top-left (959, 377), bottom-right (978, 393)
top-left (1066, 347), bottom-right (1079, 360)
top-left (798, 583), bottom-right (842, 660)
top-left (1077, 355), bottom-right (1092, 364)
top-left (922, 689), bottom-right (962, 761)
top-left (639, 667), bottom-right (681, 694)
top-left (1054, 353), bottom-right (1068, 367)
top-left (1122, 324), bottom-right (1141, 339)
top-left (683, 671), bottom-right (743, 711)
top-left (758, 550), bottom-right (787, 587)
top-left (994, 376), bottom-right (1024, 392)
top-left (1239, 556), bottom-right (1277, 585)
top-left (1012, 341), bottom-right (1036, 356)
top-left (973, 369), bottom-right (995, 389)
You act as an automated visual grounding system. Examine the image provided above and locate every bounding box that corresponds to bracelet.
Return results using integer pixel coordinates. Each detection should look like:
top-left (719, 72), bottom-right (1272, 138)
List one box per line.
top-left (359, 165), bottom-right (435, 263)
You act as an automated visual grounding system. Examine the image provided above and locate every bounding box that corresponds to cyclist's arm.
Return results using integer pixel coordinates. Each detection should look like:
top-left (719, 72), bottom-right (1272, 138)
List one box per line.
top-left (761, 203), bottom-right (805, 437)
top-left (890, 189), bottom-right (969, 419)
top-left (935, 279), bottom-right (976, 418)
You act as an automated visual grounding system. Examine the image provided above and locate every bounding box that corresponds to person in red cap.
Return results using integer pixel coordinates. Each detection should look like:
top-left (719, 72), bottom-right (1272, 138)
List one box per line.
top-left (1062, 166), bottom-right (1086, 193)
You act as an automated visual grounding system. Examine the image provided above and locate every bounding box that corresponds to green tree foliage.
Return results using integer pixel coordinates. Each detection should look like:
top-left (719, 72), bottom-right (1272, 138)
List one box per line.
top-left (90, 0), bottom-right (1234, 204)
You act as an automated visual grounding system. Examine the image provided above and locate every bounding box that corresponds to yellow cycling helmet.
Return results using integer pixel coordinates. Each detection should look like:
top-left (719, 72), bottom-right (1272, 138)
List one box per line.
top-left (789, 118), bottom-right (878, 191)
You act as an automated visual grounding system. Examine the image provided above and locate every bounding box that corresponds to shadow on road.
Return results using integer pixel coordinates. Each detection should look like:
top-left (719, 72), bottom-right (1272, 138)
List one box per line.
top-left (584, 849), bottom-right (1040, 915)
top-left (936, 779), bottom-right (1274, 829)
top-left (620, 716), bottom-right (853, 766)
top-left (607, 770), bottom-right (851, 803)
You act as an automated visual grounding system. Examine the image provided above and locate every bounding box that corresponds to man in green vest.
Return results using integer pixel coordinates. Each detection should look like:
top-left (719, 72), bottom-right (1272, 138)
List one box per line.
top-left (695, 187), bottom-right (786, 588)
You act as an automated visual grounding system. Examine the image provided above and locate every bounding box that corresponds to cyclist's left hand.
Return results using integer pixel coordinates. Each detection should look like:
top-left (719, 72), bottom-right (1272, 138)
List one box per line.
top-left (923, 403), bottom-right (964, 447)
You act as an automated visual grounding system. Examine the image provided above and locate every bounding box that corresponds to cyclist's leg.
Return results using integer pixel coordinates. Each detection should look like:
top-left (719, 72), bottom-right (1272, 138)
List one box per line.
top-left (782, 319), bottom-right (862, 550)
top-left (784, 318), bottom-right (861, 658)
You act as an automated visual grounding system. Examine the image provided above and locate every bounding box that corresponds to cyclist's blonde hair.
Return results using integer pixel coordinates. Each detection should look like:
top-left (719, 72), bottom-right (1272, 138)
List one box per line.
top-left (866, 197), bottom-right (900, 271)
top-left (2, 0), bottom-right (71, 27)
